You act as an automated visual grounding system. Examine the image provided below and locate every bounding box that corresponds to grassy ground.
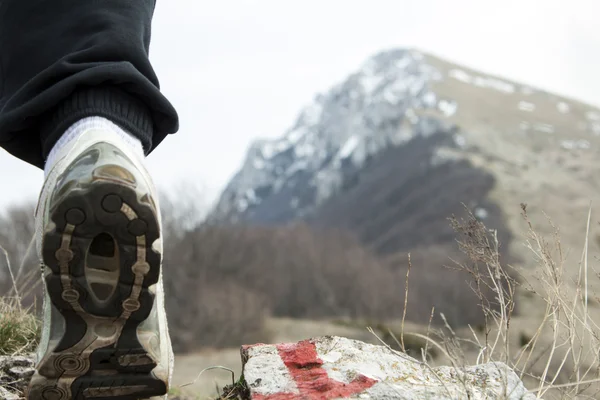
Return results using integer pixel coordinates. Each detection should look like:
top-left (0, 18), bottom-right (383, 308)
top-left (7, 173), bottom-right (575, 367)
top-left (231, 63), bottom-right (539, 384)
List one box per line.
top-left (2, 208), bottom-right (600, 399)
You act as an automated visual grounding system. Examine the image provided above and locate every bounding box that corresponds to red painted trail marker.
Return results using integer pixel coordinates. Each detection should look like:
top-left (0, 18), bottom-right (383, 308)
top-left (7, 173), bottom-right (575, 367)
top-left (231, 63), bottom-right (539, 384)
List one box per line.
top-left (253, 340), bottom-right (377, 400)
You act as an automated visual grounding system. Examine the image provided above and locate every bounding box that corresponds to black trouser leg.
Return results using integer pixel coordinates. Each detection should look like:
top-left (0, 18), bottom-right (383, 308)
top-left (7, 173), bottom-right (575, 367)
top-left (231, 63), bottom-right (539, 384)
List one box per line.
top-left (0, 0), bottom-right (179, 169)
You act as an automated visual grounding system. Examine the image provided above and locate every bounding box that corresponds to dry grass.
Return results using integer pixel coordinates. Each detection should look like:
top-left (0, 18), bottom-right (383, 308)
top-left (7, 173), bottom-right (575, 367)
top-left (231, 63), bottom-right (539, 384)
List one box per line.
top-left (0, 296), bottom-right (39, 356)
top-left (0, 242), bottom-right (40, 357)
top-left (388, 204), bottom-right (600, 399)
top-left (513, 205), bottom-right (600, 399)
top-left (0, 243), bottom-right (40, 400)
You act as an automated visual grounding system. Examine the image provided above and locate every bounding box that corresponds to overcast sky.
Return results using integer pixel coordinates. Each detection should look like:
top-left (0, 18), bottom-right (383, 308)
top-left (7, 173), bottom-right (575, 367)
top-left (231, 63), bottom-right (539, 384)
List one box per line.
top-left (1, 0), bottom-right (599, 212)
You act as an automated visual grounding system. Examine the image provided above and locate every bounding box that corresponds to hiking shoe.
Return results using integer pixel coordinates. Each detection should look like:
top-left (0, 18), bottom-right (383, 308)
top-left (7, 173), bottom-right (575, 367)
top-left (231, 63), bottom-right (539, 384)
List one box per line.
top-left (28, 122), bottom-right (173, 399)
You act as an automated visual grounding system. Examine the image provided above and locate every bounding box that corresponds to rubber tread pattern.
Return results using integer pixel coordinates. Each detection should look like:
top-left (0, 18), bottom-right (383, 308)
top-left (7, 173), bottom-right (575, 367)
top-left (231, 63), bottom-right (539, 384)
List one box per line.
top-left (28, 179), bottom-right (166, 399)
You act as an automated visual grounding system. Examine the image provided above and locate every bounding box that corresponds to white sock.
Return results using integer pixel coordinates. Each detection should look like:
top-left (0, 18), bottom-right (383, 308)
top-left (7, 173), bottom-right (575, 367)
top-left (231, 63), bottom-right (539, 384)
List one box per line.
top-left (44, 116), bottom-right (144, 177)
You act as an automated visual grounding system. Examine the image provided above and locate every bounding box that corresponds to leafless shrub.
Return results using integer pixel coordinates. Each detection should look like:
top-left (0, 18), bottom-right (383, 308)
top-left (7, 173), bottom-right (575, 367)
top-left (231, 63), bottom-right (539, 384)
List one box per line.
top-left (384, 242), bottom-right (503, 328)
top-left (166, 280), bottom-right (269, 352)
top-left (447, 207), bottom-right (518, 364)
top-left (160, 219), bottom-right (404, 352)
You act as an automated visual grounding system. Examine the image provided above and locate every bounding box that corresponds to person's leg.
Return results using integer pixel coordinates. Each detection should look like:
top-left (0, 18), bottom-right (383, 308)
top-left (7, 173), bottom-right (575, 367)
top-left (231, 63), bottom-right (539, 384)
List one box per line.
top-left (0, 1), bottom-right (178, 398)
top-left (0, 0), bottom-right (178, 168)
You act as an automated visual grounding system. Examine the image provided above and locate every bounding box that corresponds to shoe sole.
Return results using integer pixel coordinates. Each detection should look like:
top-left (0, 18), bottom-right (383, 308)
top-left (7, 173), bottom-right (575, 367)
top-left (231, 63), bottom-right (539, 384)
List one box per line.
top-left (28, 178), bottom-right (166, 400)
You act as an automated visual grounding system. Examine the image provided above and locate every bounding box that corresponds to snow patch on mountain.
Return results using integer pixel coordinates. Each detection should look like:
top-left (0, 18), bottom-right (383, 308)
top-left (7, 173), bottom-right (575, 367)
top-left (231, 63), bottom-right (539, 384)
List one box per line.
top-left (561, 139), bottom-right (590, 150)
top-left (438, 99), bottom-right (457, 116)
top-left (586, 111), bottom-right (600, 121)
top-left (557, 102), bottom-right (570, 113)
top-left (534, 123), bottom-right (555, 134)
top-left (339, 135), bottom-right (360, 159)
top-left (518, 101), bottom-right (536, 112)
top-left (449, 69), bottom-right (515, 94)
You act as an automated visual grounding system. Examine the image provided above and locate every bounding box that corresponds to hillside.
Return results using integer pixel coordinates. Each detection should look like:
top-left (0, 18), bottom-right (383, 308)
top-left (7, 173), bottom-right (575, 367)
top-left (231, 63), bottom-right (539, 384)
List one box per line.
top-left (215, 48), bottom-right (600, 291)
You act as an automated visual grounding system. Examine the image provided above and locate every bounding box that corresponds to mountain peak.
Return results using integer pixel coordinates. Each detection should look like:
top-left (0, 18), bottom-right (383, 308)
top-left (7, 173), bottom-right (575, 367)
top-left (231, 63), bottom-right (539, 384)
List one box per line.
top-left (215, 48), bottom-right (600, 224)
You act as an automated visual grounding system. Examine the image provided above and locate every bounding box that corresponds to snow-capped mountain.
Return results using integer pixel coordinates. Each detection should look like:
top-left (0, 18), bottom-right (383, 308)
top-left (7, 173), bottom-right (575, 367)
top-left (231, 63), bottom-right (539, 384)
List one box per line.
top-left (216, 49), bottom-right (458, 221)
top-left (215, 47), bottom-right (600, 261)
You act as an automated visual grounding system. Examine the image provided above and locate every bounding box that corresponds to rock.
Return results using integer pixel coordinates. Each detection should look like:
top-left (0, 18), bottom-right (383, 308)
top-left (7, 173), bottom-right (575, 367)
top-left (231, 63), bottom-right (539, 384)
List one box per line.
top-left (241, 336), bottom-right (536, 400)
top-left (0, 386), bottom-right (19, 400)
top-left (0, 354), bottom-right (35, 398)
